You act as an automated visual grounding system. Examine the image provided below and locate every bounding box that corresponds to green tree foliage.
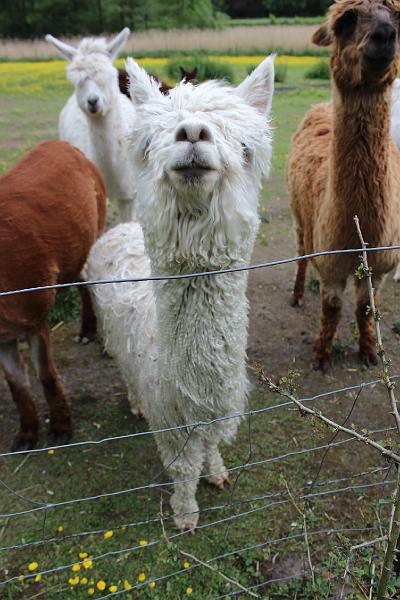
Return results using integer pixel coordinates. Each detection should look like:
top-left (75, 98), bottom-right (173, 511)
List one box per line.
top-left (224, 0), bottom-right (333, 18)
top-left (0, 0), bottom-right (219, 38)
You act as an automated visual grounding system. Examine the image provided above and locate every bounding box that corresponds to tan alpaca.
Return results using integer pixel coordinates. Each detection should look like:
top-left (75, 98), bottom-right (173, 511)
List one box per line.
top-left (287, 0), bottom-right (400, 371)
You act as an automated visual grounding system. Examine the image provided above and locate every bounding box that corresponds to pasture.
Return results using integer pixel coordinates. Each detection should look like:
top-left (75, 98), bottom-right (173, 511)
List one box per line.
top-left (0, 57), bottom-right (399, 599)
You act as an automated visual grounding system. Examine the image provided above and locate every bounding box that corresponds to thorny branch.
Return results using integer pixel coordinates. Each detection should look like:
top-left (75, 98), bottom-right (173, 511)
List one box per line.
top-left (354, 216), bottom-right (400, 600)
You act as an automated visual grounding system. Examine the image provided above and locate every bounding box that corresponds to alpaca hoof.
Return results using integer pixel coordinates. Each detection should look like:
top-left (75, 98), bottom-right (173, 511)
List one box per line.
top-left (12, 431), bottom-right (38, 451)
top-left (359, 349), bottom-right (379, 367)
top-left (313, 358), bottom-right (330, 373)
top-left (130, 406), bottom-right (145, 419)
top-left (47, 431), bottom-right (71, 446)
top-left (173, 515), bottom-right (198, 533)
top-left (291, 295), bottom-right (304, 308)
top-left (208, 472), bottom-right (230, 490)
top-left (75, 336), bottom-right (90, 345)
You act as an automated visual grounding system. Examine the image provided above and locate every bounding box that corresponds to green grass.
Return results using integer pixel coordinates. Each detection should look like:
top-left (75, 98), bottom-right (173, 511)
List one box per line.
top-left (0, 60), bottom-right (396, 599)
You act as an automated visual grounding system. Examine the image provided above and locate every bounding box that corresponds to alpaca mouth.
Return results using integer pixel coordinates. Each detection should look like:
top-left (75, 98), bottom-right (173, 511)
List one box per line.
top-left (173, 163), bottom-right (214, 179)
top-left (364, 53), bottom-right (394, 71)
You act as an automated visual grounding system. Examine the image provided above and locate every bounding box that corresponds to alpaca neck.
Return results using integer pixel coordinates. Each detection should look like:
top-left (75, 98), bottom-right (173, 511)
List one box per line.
top-left (331, 82), bottom-right (392, 242)
top-left (87, 95), bottom-right (130, 198)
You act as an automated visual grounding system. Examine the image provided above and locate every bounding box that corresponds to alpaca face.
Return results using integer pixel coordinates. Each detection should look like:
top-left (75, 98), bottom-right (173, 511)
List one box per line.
top-left (45, 29), bottom-right (130, 117)
top-left (126, 56), bottom-right (275, 206)
top-left (68, 54), bottom-right (119, 117)
top-left (313, 0), bottom-right (400, 88)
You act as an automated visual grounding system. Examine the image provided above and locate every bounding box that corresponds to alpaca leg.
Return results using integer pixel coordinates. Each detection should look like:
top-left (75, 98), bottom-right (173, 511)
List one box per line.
top-left (313, 280), bottom-right (346, 371)
top-left (157, 432), bottom-right (205, 532)
top-left (204, 442), bottom-right (229, 489)
top-left (354, 274), bottom-right (384, 366)
top-left (29, 322), bottom-right (71, 443)
top-left (117, 199), bottom-right (133, 223)
top-left (394, 264), bottom-right (400, 282)
top-left (128, 386), bottom-right (144, 418)
top-left (0, 341), bottom-right (39, 449)
top-left (291, 227), bottom-right (308, 307)
top-left (76, 285), bottom-right (97, 344)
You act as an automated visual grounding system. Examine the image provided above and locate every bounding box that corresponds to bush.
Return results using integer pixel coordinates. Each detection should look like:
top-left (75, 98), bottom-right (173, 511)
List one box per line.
top-left (305, 60), bottom-right (331, 80)
top-left (166, 56), bottom-right (234, 83)
top-left (48, 288), bottom-right (81, 327)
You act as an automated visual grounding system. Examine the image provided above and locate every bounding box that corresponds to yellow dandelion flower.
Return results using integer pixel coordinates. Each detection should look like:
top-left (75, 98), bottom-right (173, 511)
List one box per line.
top-left (103, 530), bottom-right (113, 539)
top-left (149, 581), bottom-right (156, 589)
top-left (123, 580), bottom-right (131, 590)
top-left (83, 559), bottom-right (93, 569)
top-left (79, 552), bottom-right (88, 559)
top-left (57, 526), bottom-right (64, 533)
top-left (34, 574), bottom-right (42, 583)
top-left (183, 561), bottom-right (190, 569)
top-left (68, 576), bottom-right (79, 586)
top-left (28, 562), bottom-right (38, 572)
top-left (80, 577), bottom-right (88, 585)
top-left (97, 580), bottom-right (106, 591)
top-left (72, 564), bottom-right (81, 572)
top-left (139, 539), bottom-right (148, 546)
top-left (88, 588), bottom-right (95, 596)
top-left (186, 587), bottom-right (193, 595)
top-left (109, 585), bottom-right (118, 593)
top-left (47, 449), bottom-right (55, 455)
top-left (138, 572), bottom-right (146, 582)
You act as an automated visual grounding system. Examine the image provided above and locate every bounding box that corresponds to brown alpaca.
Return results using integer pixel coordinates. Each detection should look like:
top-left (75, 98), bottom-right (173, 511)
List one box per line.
top-left (0, 140), bottom-right (106, 448)
top-left (287, 0), bottom-right (400, 371)
top-left (118, 67), bottom-right (198, 99)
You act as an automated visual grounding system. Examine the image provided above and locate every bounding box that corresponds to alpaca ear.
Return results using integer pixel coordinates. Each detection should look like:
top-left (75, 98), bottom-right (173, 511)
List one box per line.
top-left (125, 57), bottom-right (164, 106)
top-left (45, 34), bottom-right (77, 61)
top-left (312, 23), bottom-right (333, 47)
top-left (106, 27), bottom-right (130, 59)
top-left (236, 54), bottom-right (275, 116)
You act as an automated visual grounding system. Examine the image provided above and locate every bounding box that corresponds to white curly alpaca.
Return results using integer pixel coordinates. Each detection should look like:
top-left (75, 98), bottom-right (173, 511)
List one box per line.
top-left (87, 55), bottom-right (275, 531)
top-left (46, 29), bottom-right (136, 222)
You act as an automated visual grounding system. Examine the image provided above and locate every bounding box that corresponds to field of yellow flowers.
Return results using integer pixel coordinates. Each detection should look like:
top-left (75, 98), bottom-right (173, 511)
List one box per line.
top-left (0, 55), bottom-right (326, 98)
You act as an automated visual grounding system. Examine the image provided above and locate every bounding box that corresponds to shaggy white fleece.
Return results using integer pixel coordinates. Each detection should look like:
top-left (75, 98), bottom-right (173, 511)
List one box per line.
top-left (87, 54), bottom-right (275, 530)
top-left (46, 30), bottom-right (136, 222)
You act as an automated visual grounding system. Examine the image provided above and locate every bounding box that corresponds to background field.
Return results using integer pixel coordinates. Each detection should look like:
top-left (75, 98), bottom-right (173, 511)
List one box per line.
top-left (0, 59), bottom-right (399, 599)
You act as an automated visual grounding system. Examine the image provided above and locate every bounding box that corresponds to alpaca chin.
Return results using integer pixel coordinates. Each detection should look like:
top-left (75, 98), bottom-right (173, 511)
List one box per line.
top-left (168, 167), bottom-right (219, 196)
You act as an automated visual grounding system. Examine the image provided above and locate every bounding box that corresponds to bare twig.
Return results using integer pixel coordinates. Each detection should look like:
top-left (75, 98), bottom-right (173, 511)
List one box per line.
top-left (339, 537), bottom-right (386, 600)
top-left (180, 549), bottom-right (260, 599)
top-left (283, 479), bottom-right (315, 586)
top-left (258, 371), bottom-right (400, 465)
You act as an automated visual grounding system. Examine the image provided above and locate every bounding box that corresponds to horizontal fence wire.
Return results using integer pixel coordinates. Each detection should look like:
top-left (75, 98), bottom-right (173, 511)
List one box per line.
top-left (1, 242), bottom-right (400, 596)
top-left (0, 244), bottom-right (399, 298)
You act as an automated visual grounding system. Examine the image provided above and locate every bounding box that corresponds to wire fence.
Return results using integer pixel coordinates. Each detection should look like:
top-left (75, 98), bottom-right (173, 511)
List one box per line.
top-left (0, 243), bottom-right (400, 598)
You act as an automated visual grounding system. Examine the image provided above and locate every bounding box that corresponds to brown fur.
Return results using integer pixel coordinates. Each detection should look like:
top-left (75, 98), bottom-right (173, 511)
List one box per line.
top-left (0, 140), bottom-right (106, 447)
top-left (118, 67), bottom-right (198, 99)
top-left (287, 0), bottom-right (400, 370)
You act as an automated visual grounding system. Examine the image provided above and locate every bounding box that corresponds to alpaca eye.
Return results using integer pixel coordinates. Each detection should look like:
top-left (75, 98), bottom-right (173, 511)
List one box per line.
top-left (241, 143), bottom-right (251, 162)
top-left (335, 10), bottom-right (357, 39)
top-left (143, 136), bottom-right (153, 158)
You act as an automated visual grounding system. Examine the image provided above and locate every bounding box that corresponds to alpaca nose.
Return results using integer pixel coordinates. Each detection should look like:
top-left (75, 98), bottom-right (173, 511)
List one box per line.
top-left (87, 96), bottom-right (99, 112)
top-left (175, 122), bottom-right (213, 143)
top-left (369, 22), bottom-right (396, 50)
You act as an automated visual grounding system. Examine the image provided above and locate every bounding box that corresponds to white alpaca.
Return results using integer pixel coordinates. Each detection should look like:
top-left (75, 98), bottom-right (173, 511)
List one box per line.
top-left (87, 55), bottom-right (275, 531)
top-left (391, 79), bottom-right (400, 281)
top-left (45, 29), bottom-right (136, 222)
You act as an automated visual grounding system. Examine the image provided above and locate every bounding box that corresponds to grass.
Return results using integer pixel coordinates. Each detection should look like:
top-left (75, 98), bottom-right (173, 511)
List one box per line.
top-left (1, 59), bottom-right (397, 599)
